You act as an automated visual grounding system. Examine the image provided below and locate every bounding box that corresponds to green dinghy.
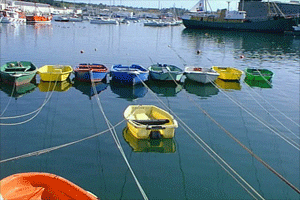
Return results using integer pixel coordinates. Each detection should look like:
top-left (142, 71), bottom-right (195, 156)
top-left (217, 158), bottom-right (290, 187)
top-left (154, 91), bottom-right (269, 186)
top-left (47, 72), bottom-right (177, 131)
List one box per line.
top-left (245, 68), bottom-right (273, 81)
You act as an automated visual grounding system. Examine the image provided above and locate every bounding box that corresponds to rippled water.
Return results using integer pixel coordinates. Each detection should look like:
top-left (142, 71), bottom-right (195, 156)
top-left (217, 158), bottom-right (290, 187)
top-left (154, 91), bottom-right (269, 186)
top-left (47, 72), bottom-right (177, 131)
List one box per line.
top-left (0, 21), bottom-right (299, 199)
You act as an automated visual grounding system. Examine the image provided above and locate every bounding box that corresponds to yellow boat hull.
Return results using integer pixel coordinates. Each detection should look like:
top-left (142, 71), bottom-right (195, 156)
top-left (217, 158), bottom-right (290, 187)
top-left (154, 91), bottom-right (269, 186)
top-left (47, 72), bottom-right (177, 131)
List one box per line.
top-left (38, 65), bottom-right (73, 82)
top-left (212, 66), bottom-right (243, 81)
top-left (124, 105), bottom-right (178, 139)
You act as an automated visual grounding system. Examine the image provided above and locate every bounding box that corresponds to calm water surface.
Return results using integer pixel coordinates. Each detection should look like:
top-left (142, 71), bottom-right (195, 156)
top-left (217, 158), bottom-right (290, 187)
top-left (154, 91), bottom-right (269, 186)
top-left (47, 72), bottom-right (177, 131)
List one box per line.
top-left (0, 21), bottom-right (299, 200)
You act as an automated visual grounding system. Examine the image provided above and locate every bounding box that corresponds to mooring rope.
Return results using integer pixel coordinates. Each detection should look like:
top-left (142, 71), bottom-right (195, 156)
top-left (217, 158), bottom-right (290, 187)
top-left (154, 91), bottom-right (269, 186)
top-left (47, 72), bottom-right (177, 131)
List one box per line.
top-left (137, 76), bottom-right (264, 199)
top-left (90, 72), bottom-right (148, 200)
top-left (209, 79), bottom-right (300, 151)
top-left (244, 83), bottom-right (299, 139)
top-left (0, 120), bottom-right (125, 164)
top-left (0, 82), bottom-right (15, 117)
top-left (243, 80), bottom-right (300, 128)
top-left (0, 78), bottom-right (59, 125)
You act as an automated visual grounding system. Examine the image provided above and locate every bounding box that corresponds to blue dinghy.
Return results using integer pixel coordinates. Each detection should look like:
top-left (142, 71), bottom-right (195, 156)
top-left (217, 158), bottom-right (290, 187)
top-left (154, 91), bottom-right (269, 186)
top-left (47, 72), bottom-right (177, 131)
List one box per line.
top-left (110, 64), bottom-right (149, 85)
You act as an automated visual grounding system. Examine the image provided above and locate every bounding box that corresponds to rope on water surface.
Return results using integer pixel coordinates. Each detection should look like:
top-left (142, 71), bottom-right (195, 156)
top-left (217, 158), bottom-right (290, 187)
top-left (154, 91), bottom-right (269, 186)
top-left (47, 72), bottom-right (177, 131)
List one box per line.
top-left (0, 76), bottom-right (59, 125)
top-left (90, 72), bottom-right (148, 200)
top-left (243, 79), bottom-right (300, 128)
top-left (0, 82), bottom-right (15, 117)
top-left (209, 79), bottom-right (300, 151)
top-left (137, 76), bottom-right (264, 199)
top-left (0, 120), bottom-right (125, 164)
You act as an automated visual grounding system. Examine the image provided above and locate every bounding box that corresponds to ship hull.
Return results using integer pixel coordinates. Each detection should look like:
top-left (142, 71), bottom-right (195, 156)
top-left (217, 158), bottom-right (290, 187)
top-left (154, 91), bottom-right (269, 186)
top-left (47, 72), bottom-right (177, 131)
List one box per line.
top-left (182, 17), bottom-right (297, 33)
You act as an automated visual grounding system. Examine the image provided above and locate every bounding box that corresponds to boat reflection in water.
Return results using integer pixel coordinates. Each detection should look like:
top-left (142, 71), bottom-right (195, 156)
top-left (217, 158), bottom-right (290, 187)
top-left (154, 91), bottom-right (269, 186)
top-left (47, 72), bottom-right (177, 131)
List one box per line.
top-left (244, 77), bottom-right (272, 88)
top-left (38, 79), bottom-right (72, 92)
top-left (73, 80), bottom-right (108, 99)
top-left (123, 127), bottom-right (176, 153)
top-left (0, 82), bottom-right (37, 99)
top-left (110, 82), bottom-right (148, 101)
top-left (146, 80), bottom-right (183, 97)
top-left (215, 79), bottom-right (241, 90)
top-left (184, 79), bottom-right (219, 98)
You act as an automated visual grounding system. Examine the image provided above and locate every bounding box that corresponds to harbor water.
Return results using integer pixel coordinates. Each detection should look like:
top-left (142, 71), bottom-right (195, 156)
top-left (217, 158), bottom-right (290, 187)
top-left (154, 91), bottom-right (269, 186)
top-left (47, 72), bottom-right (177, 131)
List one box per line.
top-left (0, 21), bottom-right (299, 199)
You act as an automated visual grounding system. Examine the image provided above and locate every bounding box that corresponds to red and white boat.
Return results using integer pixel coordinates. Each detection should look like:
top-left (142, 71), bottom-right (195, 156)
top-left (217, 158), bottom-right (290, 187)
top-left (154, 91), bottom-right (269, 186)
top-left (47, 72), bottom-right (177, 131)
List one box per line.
top-left (0, 6), bottom-right (26, 23)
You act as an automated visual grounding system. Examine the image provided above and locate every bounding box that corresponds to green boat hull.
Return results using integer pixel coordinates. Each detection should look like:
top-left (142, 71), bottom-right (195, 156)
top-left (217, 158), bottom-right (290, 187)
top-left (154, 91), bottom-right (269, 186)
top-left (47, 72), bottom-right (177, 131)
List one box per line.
top-left (245, 68), bottom-right (273, 81)
top-left (0, 61), bottom-right (38, 86)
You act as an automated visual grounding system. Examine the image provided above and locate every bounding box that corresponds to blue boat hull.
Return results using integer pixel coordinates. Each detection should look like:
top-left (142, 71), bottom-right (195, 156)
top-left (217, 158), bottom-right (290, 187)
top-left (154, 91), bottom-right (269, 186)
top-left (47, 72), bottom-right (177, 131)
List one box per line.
top-left (110, 64), bottom-right (149, 85)
top-left (75, 71), bottom-right (107, 82)
top-left (110, 71), bottom-right (148, 85)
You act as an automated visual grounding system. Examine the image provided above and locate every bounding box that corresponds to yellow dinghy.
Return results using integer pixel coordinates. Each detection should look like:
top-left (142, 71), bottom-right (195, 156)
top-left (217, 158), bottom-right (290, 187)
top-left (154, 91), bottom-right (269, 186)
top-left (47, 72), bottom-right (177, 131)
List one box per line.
top-left (212, 66), bottom-right (243, 81)
top-left (38, 65), bottom-right (73, 81)
top-left (124, 105), bottom-right (178, 139)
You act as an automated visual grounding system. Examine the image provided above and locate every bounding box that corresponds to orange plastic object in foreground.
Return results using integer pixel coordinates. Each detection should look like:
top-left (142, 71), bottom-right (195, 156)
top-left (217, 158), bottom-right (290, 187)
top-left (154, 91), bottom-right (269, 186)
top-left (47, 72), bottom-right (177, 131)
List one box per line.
top-left (0, 172), bottom-right (99, 200)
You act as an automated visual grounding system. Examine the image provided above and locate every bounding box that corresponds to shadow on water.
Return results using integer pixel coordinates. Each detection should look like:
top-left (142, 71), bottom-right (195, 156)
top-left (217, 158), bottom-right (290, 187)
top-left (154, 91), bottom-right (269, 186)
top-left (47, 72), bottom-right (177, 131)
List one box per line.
top-left (244, 77), bottom-right (272, 88)
top-left (183, 79), bottom-right (219, 98)
top-left (38, 79), bottom-right (73, 92)
top-left (146, 80), bottom-right (183, 97)
top-left (215, 79), bottom-right (241, 90)
top-left (181, 28), bottom-right (299, 56)
top-left (73, 80), bottom-right (108, 99)
top-left (110, 82), bottom-right (148, 101)
top-left (123, 127), bottom-right (176, 153)
top-left (0, 81), bottom-right (37, 99)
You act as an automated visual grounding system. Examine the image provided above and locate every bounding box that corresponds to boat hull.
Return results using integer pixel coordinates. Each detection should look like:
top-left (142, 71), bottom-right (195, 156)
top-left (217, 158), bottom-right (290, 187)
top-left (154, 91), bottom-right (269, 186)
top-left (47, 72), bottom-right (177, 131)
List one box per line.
top-left (110, 64), bottom-right (149, 85)
top-left (0, 172), bottom-right (98, 200)
top-left (0, 61), bottom-right (37, 86)
top-left (124, 105), bottom-right (178, 139)
top-left (75, 71), bottom-right (107, 82)
top-left (182, 17), bottom-right (298, 33)
top-left (212, 66), bottom-right (243, 81)
top-left (38, 65), bottom-right (73, 82)
top-left (149, 64), bottom-right (184, 82)
top-left (184, 71), bottom-right (219, 84)
top-left (245, 68), bottom-right (273, 81)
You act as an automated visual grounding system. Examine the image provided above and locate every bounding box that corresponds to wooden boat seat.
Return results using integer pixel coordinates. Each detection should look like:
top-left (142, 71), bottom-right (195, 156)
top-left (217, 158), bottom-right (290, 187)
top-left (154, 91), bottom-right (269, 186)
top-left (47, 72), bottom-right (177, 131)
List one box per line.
top-left (132, 119), bottom-right (170, 125)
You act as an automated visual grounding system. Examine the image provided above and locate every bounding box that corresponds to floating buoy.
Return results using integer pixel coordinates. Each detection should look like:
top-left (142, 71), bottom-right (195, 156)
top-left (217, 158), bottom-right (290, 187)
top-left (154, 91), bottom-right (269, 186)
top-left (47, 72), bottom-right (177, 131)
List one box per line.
top-left (80, 50), bottom-right (84, 54)
top-left (240, 55), bottom-right (245, 59)
top-left (196, 50), bottom-right (201, 55)
top-left (95, 48), bottom-right (97, 51)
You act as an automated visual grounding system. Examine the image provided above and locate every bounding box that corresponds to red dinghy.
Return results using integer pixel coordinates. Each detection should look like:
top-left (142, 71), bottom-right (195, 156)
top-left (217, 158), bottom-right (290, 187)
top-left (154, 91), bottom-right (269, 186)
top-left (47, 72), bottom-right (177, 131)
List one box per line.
top-left (0, 172), bottom-right (99, 200)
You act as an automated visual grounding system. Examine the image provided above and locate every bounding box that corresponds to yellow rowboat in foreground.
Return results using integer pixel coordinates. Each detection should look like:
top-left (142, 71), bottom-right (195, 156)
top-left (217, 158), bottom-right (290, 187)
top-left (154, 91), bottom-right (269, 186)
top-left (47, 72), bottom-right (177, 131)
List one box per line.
top-left (37, 65), bottom-right (73, 81)
top-left (212, 66), bottom-right (243, 81)
top-left (124, 105), bottom-right (178, 139)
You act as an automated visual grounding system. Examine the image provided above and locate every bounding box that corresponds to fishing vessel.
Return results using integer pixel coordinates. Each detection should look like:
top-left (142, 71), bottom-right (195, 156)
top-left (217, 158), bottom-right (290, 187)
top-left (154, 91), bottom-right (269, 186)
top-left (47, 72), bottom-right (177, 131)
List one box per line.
top-left (244, 68), bottom-right (273, 81)
top-left (110, 64), bottom-right (149, 85)
top-left (181, 0), bottom-right (298, 33)
top-left (26, 13), bottom-right (52, 23)
top-left (37, 65), bottom-right (73, 82)
top-left (74, 63), bottom-right (108, 82)
top-left (123, 105), bottom-right (178, 139)
top-left (0, 61), bottom-right (37, 86)
top-left (0, 172), bottom-right (99, 200)
top-left (212, 66), bottom-right (243, 81)
top-left (148, 63), bottom-right (184, 82)
top-left (184, 66), bottom-right (219, 84)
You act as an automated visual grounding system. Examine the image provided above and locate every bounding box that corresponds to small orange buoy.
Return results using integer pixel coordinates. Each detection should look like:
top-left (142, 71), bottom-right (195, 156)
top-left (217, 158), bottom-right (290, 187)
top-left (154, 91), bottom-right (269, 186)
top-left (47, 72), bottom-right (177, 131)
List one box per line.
top-left (80, 50), bottom-right (84, 53)
top-left (240, 55), bottom-right (244, 59)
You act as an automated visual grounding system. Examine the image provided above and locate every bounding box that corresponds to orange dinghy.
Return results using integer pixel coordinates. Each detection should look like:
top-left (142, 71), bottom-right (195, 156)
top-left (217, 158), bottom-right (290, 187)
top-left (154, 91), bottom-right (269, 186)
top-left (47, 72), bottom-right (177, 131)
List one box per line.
top-left (0, 172), bottom-right (99, 200)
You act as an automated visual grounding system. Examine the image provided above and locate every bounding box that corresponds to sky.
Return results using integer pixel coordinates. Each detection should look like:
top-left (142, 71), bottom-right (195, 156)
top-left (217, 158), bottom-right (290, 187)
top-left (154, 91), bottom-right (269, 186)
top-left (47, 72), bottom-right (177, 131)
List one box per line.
top-left (73, 0), bottom-right (241, 10)
top-left (72, 0), bottom-right (294, 11)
